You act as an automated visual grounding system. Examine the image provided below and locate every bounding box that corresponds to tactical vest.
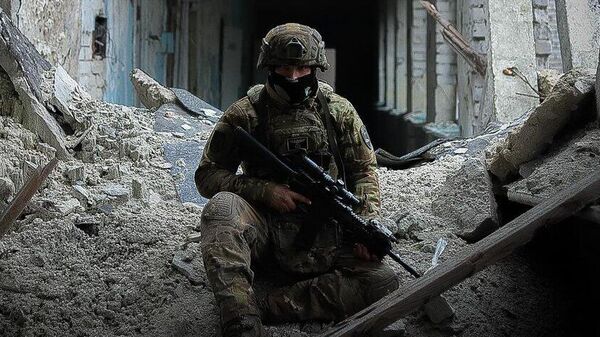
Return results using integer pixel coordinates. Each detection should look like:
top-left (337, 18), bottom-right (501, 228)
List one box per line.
top-left (244, 83), bottom-right (344, 274)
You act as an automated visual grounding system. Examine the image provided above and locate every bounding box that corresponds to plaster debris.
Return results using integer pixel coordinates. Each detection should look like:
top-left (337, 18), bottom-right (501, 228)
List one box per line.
top-left (424, 295), bottom-right (455, 324)
top-left (65, 164), bottom-right (85, 183)
top-left (130, 68), bottom-right (177, 110)
top-left (487, 68), bottom-right (597, 180)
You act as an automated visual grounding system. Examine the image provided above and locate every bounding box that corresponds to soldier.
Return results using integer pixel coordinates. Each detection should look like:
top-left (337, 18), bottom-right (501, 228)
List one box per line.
top-left (195, 23), bottom-right (399, 337)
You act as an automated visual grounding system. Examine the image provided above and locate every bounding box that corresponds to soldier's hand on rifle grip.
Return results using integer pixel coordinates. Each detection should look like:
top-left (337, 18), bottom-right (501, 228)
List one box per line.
top-left (265, 183), bottom-right (311, 213)
top-left (353, 243), bottom-right (380, 262)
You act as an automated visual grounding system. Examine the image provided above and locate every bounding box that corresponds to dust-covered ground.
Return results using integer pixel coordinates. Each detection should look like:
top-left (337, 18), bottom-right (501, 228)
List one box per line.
top-left (0, 72), bottom-right (595, 337)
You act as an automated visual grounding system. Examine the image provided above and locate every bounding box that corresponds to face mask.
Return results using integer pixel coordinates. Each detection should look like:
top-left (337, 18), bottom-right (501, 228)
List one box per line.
top-left (268, 70), bottom-right (318, 104)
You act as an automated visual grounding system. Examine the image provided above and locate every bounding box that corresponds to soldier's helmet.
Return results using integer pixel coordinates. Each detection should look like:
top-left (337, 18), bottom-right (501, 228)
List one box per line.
top-left (257, 23), bottom-right (329, 71)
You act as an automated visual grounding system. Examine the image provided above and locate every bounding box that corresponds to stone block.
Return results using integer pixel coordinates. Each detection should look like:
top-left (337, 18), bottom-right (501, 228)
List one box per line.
top-left (56, 198), bottom-right (82, 215)
top-left (432, 157), bottom-right (499, 242)
top-left (171, 250), bottom-right (206, 286)
top-left (537, 68), bottom-right (562, 98)
top-left (72, 185), bottom-right (93, 206)
top-left (131, 178), bottom-right (147, 199)
top-left (487, 69), bottom-right (596, 180)
top-left (65, 165), bottom-right (86, 184)
top-left (101, 184), bottom-right (130, 205)
top-left (424, 295), bottom-right (455, 324)
top-left (130, 68), bottom-right (177, 110)
top-left (102, 164), bottom-right (121, 180)
top-left (532, 0), bottom-right (548, 7)
top-left (0, 176), bottom-right (15, 202)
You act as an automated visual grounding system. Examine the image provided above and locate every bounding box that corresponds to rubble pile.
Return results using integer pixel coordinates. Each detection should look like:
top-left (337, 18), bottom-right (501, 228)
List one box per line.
top-left (0, 71), bottom-right (221, 336)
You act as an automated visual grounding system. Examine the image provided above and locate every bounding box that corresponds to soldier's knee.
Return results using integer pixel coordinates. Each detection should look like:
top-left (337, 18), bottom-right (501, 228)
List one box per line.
top-left (201, 192), bottom-right (246, 225)
top-left (362, 264), bottom-right (399, 303)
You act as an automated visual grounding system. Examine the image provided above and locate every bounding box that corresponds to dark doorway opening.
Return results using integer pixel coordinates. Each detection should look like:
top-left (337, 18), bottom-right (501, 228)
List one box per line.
top-left (251, 0), bottom-right (380, 140)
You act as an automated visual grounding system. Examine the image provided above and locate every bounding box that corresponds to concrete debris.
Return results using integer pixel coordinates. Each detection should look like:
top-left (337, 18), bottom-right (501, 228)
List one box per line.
top-left (171, 249), bottom-right (206, 286)
top-left (506, 123), bottom-right (600, 199)
top-left (65, 165), bottom-right (85, 184)
top-left (55, 198), bottom-right (81, 215)
top-left (0, 9), bottom-right (68, 158)
top-left (71, 185), bottom-right (93, 206)
top-left (102, 164), bottom-right (121, 180)
top-left (378, 319), bottom-right (407, 337)
top-left (130, 68), bottom-right (177, 110)
top-left (102, 184), bottom-right (130, 205)
top-left (45, 65), bottom-right (92, 133)
top-left (131, 178), bottom-right (147, 199)
top-left (431, 157), bottom-right (499, 243)
top-left (0, 177), bottom-right (15, 202)
top-left (424, 295), bottom-right (455, 324)
top-left (487, 68), bottom-right (597, 180)
top-left (537, 68), bottom-right (562, 99)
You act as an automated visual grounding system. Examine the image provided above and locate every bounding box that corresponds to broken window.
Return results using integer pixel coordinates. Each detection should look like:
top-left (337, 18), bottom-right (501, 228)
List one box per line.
top-left (92, 16), bottom-right (107, 59)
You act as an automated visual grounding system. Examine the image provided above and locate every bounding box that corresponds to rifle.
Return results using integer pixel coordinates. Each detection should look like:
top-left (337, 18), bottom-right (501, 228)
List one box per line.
top-left (233, 126), bottom-right (421, 278)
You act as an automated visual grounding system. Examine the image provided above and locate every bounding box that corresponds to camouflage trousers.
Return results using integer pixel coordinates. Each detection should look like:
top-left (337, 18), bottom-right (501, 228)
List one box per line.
top-left (200, 191), bottom-right (399, 326)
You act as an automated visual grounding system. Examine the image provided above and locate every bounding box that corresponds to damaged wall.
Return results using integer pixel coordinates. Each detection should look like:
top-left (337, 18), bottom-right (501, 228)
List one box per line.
top-left (0, 0), bottom-right (81, 79)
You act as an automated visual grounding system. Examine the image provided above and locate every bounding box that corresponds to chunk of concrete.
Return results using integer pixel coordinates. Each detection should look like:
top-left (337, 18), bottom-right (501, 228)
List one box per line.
top-left (56, 198), bottom-right (82, 215)
top-left (131, 178), bottom-right (147, 199)
top-left (487, 69), bottom-right (597, 180)
top-left (72, 185), bottom-right (93, 206)
top-left (65, 165), bottom-right (86, 184)
top-left (424, 295), bottom-right (455, 324)
top-left (537, 69), bottom-right (562, 99)
top-left (171, 250), bottom-right (206, 286)
top-left (0, 177), bottom-right (15, 202)
top-left (102, 184), bottom-right (130, 205)
top-left (0, 9), bottom-right (68, 158)
top-left (432, 157), bottom-right (499, 242)
top-left (130, 68), bottom-right (177, 110)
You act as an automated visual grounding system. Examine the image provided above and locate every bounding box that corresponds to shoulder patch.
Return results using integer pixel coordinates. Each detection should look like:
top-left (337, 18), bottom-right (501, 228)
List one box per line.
top-left (360, 125), bottom-right (373, 150)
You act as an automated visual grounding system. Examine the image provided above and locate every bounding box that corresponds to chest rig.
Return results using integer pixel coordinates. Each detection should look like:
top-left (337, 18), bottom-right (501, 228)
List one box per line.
top-left (248, 86), bottom-right (346, 185)
top-left (246, 86), bottom-right (347, 274)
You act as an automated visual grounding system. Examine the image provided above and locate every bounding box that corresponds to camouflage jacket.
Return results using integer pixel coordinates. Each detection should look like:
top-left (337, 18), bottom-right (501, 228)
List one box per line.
top-left (195, 81), bottom-right (381, 218)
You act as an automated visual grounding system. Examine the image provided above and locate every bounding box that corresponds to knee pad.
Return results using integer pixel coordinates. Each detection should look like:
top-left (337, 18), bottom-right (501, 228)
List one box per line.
top-left (202, 192), bottom-right (241, 222)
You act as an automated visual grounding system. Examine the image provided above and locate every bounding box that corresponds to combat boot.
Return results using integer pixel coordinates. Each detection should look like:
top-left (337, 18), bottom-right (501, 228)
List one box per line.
top-left (221, 315), bottom-right (267, 337)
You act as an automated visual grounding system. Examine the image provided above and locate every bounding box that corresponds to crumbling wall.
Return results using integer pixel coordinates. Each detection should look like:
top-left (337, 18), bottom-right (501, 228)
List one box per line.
top-left (78, 0), bottom-right (106, 100)
top-left (457, 0), bottom-right (487, 136)
top-left (0, 0), bottom-right (81, 79)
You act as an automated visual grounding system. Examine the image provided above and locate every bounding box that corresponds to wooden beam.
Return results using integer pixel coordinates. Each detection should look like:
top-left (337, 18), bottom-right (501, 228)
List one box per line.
top-left (0, 159), bottom-right (58, 238)
top-left (505, 189), bottom-right (600, 225)
top-left (320, 169), bottom-right (600, 336)
top-left (425, 0), bottom-right (437, 123)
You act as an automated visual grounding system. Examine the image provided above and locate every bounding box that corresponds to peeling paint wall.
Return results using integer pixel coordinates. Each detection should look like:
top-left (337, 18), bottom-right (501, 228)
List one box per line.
top-left (103, 0), bottom-right (135, 105)
top-left (1, 0), bottom-right (81, 78)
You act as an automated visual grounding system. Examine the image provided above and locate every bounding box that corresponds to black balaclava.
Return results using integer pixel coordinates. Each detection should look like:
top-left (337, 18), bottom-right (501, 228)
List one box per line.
top-left (268, 69), bottom-right (318, 105)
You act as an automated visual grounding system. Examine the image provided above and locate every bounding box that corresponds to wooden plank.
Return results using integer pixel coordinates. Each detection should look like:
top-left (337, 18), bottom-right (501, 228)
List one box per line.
top-left (320, 169), bottom-right (600, 336)
top-left (504, 189), bottom-right (600, 225)
top-left (0, 159), bottom-right (58, 238)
